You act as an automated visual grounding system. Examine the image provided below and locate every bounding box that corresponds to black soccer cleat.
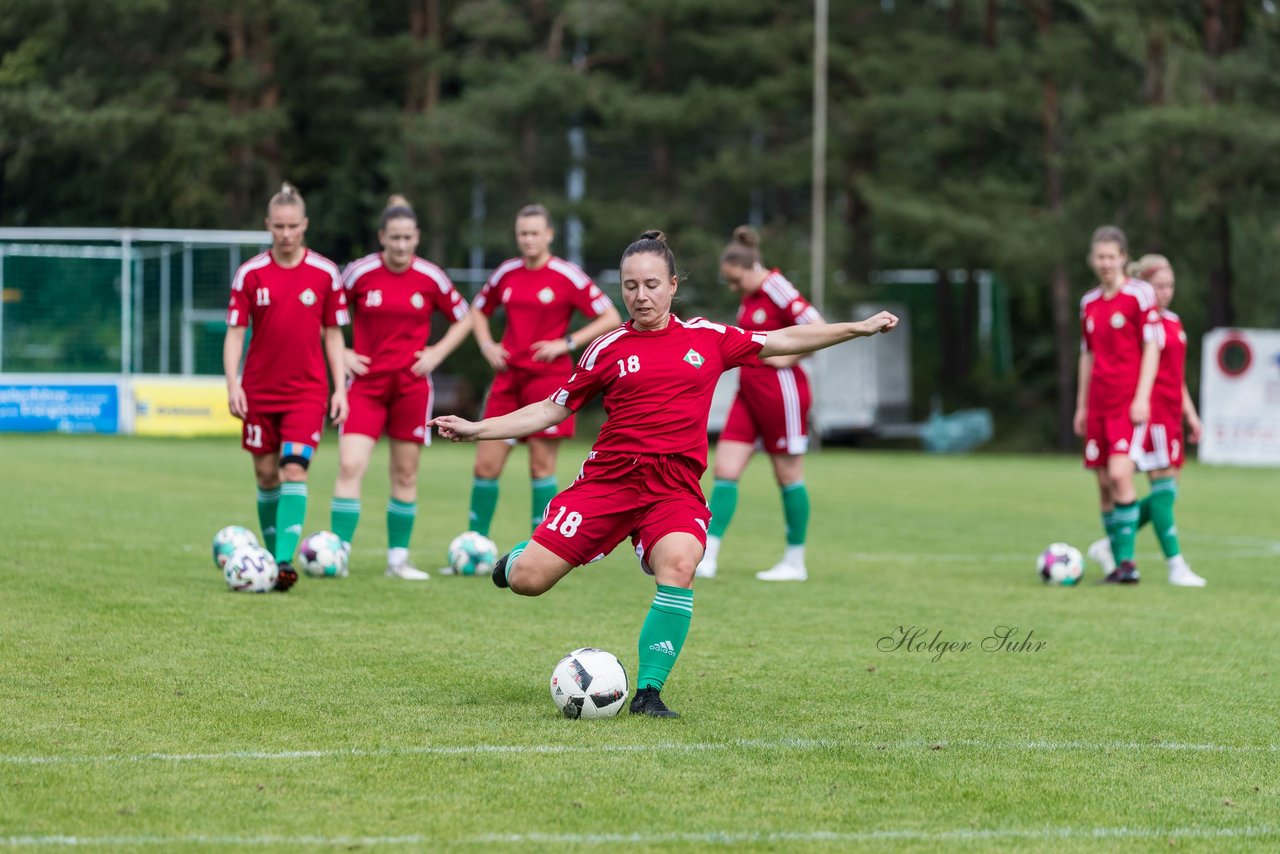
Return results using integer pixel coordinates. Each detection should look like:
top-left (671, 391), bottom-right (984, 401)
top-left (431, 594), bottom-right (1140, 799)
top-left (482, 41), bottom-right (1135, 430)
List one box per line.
top-left (629, 687), bottom-right (680, 718)
top-left (274, 561), bottom-right (299, 592)
top-left (491, 552), bottom-right (511, 589)
top-left (1102, 560), bottom-right (1140, 584)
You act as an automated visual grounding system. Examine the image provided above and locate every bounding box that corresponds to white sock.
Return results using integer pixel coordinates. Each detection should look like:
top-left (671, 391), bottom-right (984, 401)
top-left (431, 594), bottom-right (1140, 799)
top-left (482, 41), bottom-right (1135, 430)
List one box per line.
top-left (784, 544), bottom-right (805, 567)
top-left (702, 536), bottom-right (722, 564)
top-left (1167, 554), bottom-right (1188, 572)
top-left (387, 547), bottom-right (409, 566)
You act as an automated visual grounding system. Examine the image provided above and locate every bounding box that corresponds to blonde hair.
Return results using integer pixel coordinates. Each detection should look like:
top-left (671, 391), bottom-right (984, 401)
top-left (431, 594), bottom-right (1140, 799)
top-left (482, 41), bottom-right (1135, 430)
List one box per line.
top-left (268, 182), bottom-right (305, 215)
top-left (720, 225), bottom-right (761, 269)
top-left (1127, 253), bottom-right (1171, 280)
top-left (381, 194), bottom-right (416, 228)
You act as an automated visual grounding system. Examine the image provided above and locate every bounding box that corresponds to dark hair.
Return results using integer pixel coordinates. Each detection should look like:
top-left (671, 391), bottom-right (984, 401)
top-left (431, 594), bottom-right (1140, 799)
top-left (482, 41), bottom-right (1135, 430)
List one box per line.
top-left (621, 230), bottom-right (677, 279)
top-left (268, 182), bottom-right (305, 216)
top-left (720, 225), bottom-right (761, 268)
top-left (516, 203), bottom-right (552, 227)
top-left (1090, 225), bottom-right (1129, 256)
top-left (381, 194), bottom-right (417, 229)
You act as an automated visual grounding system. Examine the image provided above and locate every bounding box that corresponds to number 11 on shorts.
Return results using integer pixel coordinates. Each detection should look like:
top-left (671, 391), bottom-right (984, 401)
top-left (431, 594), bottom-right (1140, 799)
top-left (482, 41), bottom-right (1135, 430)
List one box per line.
top-left (546, 506), bottom-right (583, 538)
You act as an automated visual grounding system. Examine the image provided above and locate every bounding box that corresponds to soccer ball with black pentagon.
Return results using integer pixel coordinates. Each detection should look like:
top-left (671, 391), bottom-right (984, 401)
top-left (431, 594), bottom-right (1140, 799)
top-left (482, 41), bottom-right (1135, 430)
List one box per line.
top-left (1037, 542), bottom-right (1084, 586)
top-left (549, 648), bottom-right (628, 719)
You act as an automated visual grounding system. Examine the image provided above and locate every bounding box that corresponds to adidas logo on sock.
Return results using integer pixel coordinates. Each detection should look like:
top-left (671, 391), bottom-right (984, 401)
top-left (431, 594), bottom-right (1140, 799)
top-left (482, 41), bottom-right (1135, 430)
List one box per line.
top-left (286, 524), bottom-right (302, 535)
top-left (648, 640), bottom-right (676, 656)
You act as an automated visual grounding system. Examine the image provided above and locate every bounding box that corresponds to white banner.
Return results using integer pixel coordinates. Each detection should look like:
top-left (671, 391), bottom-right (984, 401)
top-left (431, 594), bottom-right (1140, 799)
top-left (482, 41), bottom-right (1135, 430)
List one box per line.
top-left (1199, 328), bottom-right (1280, 467)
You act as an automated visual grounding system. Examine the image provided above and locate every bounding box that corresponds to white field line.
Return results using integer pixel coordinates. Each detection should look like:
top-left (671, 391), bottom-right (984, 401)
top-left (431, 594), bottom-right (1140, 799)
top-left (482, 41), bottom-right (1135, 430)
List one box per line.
top-left (3, 825), bottom-right (1279, 847)
top-left (1, 737), bottom-right (1276, 767)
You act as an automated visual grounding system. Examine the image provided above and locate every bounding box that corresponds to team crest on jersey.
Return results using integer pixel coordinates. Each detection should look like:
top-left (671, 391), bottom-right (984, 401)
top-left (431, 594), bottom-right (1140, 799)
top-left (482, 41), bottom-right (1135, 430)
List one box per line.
top-left (299, 288), bottom-right (317, 306)
top-left (1110, 312), bottom-right (1126, 329)
top-left (410, 292), bottom-right (425, 310)
top-left (1086, 317), bottom-right (1095, 334)
top-left (683, 349), bottom-right (705, 368)
top-left (752, 308), bottom-right (767, 325)
top-left (1178, 329), bottom-right (1187, 343)
top-left (537, 287), bottom-right (556, 304)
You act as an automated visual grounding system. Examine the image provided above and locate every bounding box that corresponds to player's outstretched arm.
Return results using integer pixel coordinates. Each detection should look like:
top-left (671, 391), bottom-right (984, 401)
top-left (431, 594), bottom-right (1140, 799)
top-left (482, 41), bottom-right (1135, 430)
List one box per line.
top-left (431, 399), bottom-right (570, 443)
top-left (758, 310), bottom-right (898, 358)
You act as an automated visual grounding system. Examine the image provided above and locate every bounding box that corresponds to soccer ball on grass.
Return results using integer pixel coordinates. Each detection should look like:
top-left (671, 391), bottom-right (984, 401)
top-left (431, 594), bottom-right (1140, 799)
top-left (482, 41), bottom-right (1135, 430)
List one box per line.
top-left (1037, 542), bottom-right (1084, 586)
top-left (224, 544), bottom-right (279, 593)
top-left (298, 530), bottom-right (349, 578)
top-left (212, 525), bottom-right (259, 569)
top-left (445, 532), bottom-right (498, 576)
top-left (549, 648), bottom-right (628, 719)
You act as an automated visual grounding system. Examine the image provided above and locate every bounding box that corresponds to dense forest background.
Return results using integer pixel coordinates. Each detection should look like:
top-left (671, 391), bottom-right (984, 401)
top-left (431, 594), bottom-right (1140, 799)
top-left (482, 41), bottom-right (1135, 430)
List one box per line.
top-left (2, 0), bottom-right (1278, 446)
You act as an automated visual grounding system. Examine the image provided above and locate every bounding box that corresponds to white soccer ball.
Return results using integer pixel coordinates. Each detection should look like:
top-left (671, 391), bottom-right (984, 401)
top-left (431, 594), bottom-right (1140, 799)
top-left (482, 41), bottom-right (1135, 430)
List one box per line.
top-left (212, 525), bottom-right (259, 569)
top-left (224, 544), bottom-right (279, 593)
top-left (1037, 542), bottom-right (1084, 586)
top-left (549, 648), bottom-right (629, 719)
top-left (298, 530), bottom-right (349, 578)
top-left (446, 532), bottom-right (498, 576)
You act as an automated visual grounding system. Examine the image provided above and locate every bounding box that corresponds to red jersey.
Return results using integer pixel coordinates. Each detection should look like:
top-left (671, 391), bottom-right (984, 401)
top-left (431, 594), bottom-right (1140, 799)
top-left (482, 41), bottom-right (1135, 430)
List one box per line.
top-left (471, 256), bottom-right (613, 374)
top-left (735, 268), bottom-right (820, 377)
top-left (551, 316), bottom-right (767, 473)
top-left (1080, 278), bottom-right (1161, 416)
top-left (1151, 309), bottom-right (1186, 422)
top-left (341, 253), bottom-right (469, 374)
top-left (227, 250), bottom-right (349, 411)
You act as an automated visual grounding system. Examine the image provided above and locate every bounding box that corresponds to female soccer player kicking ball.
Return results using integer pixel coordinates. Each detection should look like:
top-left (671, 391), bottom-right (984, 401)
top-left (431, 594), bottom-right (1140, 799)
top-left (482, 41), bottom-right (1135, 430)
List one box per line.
top-left (224, 183), bottom-right (350, 591)
top-left (466, 205), bottom-right (621, 539)
top-left (432, 231), bottom-right (897, 717)
top-left (1074, 226), bottom-right (1162, 584)
top-left (1087, 254), bottom-right (1206, 587)
top-left (329, 196), bottom-right (474, 579)
top-left (697, 226), bottom-right (825, 582)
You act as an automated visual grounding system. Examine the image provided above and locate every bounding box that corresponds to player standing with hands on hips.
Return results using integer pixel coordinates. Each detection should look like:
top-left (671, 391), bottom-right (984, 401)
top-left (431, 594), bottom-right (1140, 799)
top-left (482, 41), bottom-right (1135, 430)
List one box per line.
top-left (465, 205), bottom-right (621, 540)
top-left (1074, 225), bottom-right (1161, 585)
top-left (329, 196), bottom-right (474, 579)
top-left (697, 226), bottom-right (824, 582)
top-left (224, 183), bottom-right (350, 591)
top-left (431, 231), bottom-right (897, 717)
top-left (1086, 253), bottom-right (1206, 587)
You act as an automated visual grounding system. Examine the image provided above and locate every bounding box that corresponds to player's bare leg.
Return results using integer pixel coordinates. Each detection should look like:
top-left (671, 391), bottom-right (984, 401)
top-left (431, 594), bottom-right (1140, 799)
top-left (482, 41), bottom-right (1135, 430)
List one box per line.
top-left (385, 439), bottom-right (427, 580)
top-left (469, 439), bottom-right (514, 537)
top-left (756, 453), bottom-right (808, 582)
top-left (492, 539), bottom-right (573, 595)
top-left (331, 433), bottom-right (375, 557)
top-left (1102, 455), bottom-right (1140, 584)
top-left (697, 439), bottom-right (754, 578)
top-left (527, 437), bottom-right (560, 532)
top-left (632, 532), bottom-right (700, 717)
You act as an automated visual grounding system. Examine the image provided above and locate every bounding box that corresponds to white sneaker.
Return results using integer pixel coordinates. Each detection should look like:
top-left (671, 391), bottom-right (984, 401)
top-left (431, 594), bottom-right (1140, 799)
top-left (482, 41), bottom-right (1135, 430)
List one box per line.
top-left (694, 557), bottom-right (718, 578)
top-left (1168, 558), bottom-right (1206, 587)
top-left (1086, 537), bottom-right (1116, 574)
top-left (755, 562), bottom-right (807, 582)
top-left (386, 562), bottom-right (430, 580)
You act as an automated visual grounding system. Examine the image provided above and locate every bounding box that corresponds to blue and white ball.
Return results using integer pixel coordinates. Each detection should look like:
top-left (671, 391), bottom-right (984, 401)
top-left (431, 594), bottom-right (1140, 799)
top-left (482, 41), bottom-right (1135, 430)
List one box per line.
top-left (446, 532), bottom-right (498, 576)
top-left (298, 531), bottom-right (348, 578)
top-left (1037, 542), bottom-right (1084, 586)
top-left (212, 525), bottom-right (259, 570)
top-left (224, 544), bottom-right (279, 593)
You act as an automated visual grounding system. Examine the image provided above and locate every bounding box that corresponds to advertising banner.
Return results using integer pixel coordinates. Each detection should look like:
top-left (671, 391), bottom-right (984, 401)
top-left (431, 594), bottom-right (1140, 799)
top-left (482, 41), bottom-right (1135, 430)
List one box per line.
top-left (0, 380), bottom-right (121, 433)
top-left (132, 376), bottom-right (240, 437)
top-left (1199, 328), bottom-right (1280, 467)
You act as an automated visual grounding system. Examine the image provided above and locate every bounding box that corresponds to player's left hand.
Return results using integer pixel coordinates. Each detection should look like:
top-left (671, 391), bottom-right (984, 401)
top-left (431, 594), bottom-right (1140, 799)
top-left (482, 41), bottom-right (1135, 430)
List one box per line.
top-left (1187, 413), bottom-right (1203, 444)
top-left (329, 389), bottom-right (349, 426)
top-left (428, 415), bottom-right (480, 442)
top-left (412, 347), bottom-right (443, 377)
top-left (1129, 397), bottom-right (1150, 425)
top-left (530, 338), bottom-right (570, 363)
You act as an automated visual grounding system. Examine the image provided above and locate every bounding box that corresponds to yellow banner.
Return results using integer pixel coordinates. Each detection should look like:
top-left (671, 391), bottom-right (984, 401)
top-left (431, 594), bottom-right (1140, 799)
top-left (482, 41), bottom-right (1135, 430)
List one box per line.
top-left (132, 378), bottom-right (240, 437)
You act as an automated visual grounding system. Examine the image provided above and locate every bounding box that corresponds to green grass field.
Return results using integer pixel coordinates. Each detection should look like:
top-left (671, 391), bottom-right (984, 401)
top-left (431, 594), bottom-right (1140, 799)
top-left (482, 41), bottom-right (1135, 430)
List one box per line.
top-left (2, 434), bottom-right (1278, 851)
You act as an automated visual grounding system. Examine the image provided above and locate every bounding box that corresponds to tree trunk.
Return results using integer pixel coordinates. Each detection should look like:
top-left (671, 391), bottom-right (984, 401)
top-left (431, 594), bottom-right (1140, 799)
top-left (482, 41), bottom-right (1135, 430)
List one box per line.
top-left (406, 0), bottom-right (446, 261)
top-left (1202, 0), bottom-right (1238, 328)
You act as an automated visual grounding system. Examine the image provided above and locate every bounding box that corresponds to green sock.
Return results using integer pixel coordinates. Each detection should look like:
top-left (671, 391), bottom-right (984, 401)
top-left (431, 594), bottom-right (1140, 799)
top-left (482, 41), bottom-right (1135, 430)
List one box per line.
top-left (505, 540), bottom-right (530, 585)
top-left (781, 480), bottom-right (809, 546)
top-left (1136, 495), bottom-right (1152, 529)
top-left (1111, 501), bottom-right (1139, 564)
top-left (707, 479), bottom-right (739, 538)
top-left (387, 498), bottom-right (416, 550)
top-left (1146, 477), bottom-right (1181, 558)
top-left (257, 486), bottom-right (280, 555)
top-left (469, 477), bottom-right (499, 536)
top-left (275, 482), bottom-right (307, 564)
top-left (330, 497), bottom-right (360, 547)
top-left (1101, 509), bottom-right (1119, 557)
top-left (531, 476), bottom-right (557, 531)
top-left (637, 585), bottom-right (694, 690)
